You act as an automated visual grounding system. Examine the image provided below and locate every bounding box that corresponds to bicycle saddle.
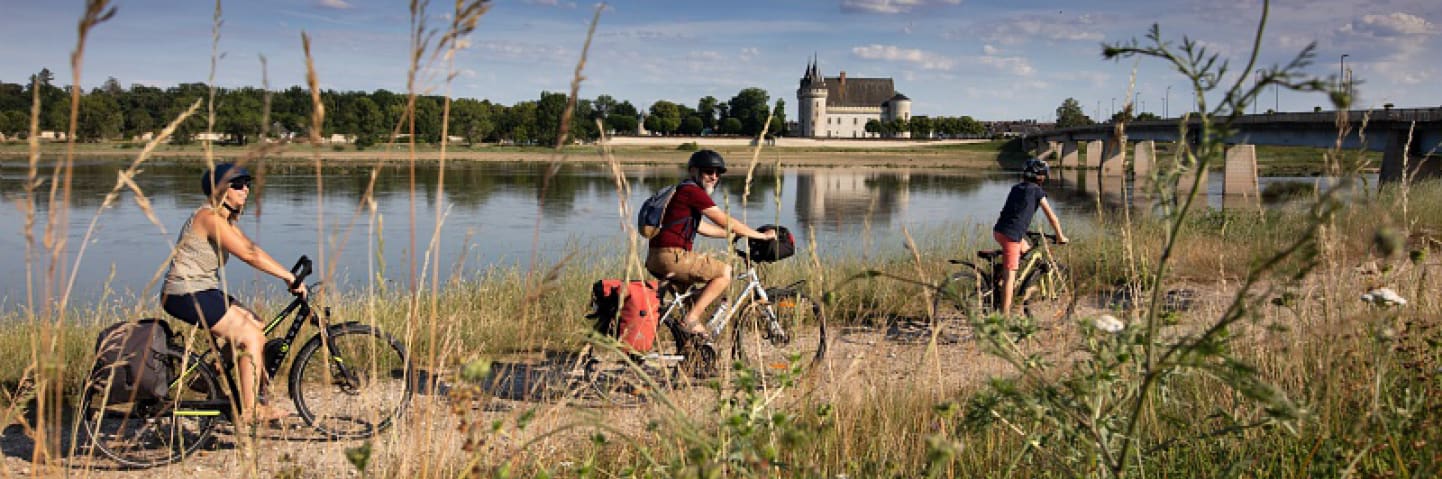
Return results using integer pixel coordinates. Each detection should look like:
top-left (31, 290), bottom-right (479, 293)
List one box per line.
top-left (976, 250), bottom-right (1003, 260)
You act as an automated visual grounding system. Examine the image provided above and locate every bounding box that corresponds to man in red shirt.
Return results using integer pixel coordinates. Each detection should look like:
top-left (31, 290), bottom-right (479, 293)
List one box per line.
top-left (646, 150), bottom-right (776, 340)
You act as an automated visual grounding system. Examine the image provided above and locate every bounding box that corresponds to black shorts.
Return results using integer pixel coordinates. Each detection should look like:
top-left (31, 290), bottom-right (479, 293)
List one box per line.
top-left (162, 289), bottom-right (241, 328)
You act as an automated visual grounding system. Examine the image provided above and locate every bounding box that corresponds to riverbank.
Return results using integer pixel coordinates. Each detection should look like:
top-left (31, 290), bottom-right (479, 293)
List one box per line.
top-left (0, 139), bottom-right (1023, 169)
top-left (0, 139), bottom-right (1347, 174)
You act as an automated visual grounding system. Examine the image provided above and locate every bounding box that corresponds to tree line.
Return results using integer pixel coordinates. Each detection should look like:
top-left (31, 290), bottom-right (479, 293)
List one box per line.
top-left (0, 68), bottom-right (791, 146)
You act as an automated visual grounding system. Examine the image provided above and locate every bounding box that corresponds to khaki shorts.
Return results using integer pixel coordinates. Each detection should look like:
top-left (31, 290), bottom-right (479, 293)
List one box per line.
top-left (646, 247), bottom-right (728, 285)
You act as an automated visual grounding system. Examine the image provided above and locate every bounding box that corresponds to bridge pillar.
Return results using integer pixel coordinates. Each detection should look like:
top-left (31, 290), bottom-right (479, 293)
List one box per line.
top-left (1380, 129), bottom-right (1441, 184)
top-left (1100, 137), bottom-right (1126, 177)
top-left (1060, 142), bottom-right (1079, 168)
top-left (1223, 144), bottom-right (1260, 206)
top-left (1133, 141), bottom-right (1155, 178)
top-left (1085, 140), bottom-right (1102, 169)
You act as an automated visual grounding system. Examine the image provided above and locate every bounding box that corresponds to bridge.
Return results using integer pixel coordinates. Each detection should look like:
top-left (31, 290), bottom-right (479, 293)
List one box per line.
top-left (1030, 107), bottom-right (1442, 199)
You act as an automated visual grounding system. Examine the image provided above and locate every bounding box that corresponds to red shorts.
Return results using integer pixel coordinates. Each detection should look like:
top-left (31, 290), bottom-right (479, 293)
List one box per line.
top-left (993, 231), bottom-right (1030, 271)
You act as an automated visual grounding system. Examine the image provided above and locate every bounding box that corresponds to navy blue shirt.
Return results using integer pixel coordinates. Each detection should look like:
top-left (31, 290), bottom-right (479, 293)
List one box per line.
top-left (993, 182), bottom-right (1047, 242)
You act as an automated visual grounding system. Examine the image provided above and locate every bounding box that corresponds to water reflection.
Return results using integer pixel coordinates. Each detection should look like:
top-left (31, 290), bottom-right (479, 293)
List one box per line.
top-left (0, 158), bottom-right (1347, 306)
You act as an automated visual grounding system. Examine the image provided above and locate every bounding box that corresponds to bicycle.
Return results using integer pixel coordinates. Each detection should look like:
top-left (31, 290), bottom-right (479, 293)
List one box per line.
top-left (574, 235), bottom-right (827, 396)
top-left (932, 231), bottom-right (1072, 322)
top-left (655, 236), bottom-right (827, 380)
top-left (76, 256), bottom-right (413, 468)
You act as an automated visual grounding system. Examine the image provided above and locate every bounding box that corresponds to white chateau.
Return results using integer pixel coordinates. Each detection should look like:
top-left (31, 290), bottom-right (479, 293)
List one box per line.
top-left (796, 58), bottom-right (912, 138)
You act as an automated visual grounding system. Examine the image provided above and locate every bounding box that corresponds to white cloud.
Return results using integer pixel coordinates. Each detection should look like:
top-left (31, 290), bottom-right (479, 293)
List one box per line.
top-left (315, 0), bottom-right (353, 10)
top-left (978, 54), bottom-right (1034, 76)
top-left (841, 0), bottom-right (961, 15)
top-left (739, 47), bottom-right (760, 61)
top-left (1340, 12), bottom-right (1437, 37)
top-left (852, 44), bottom-right (955, 70)
top-left (982, 44), bottom-right (999, 55)
top-left (476, 41), bottom-right (570, 62)
top-left (525, 0), bottom-right (579, 7)
top-left (973, 13), bottom-right (1106, 45)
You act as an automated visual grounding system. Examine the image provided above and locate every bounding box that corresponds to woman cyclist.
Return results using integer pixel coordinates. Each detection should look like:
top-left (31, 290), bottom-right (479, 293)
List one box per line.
top-left (160, 162), bottom-right (305, 425)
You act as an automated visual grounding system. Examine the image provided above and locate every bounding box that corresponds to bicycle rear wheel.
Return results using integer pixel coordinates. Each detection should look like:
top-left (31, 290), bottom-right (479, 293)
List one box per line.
top-left (728, 287), bottom-right (826, 378)
top-left (78, 351), bottom-right (222, 468)
top-left (289, 323), bottom-right (412, 439)
top-left (932, 268), bottom-right (990, 321)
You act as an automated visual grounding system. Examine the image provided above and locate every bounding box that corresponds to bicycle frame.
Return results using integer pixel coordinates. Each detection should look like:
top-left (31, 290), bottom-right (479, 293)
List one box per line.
top-left (657, 265), bottom-right (775, 342)
top-left (169, 257), bottom-right (324, 418)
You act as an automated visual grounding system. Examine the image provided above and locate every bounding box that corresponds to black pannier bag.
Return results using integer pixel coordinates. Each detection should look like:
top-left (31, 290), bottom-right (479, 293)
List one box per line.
top-left (92, 318), bottom-right (178, 403)
top-left (747, 225), bottom-right (795, 263)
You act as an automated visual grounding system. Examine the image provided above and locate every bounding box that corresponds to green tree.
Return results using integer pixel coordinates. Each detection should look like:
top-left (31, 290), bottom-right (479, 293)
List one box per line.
top-left (451, 98), bottom-right (493, 145)
top-left (646, 100), bottom-right (682, 135)
top-left (216, 87), bottom-right (264, 145)
top-left (607, 114), bottom-right (637, 135)
top-left (535, 91), bottom-right (569, 145)
top-left (769, 99), bottom-right (786, 136)
top-left (726, 87), bottom-right (771, 136)
top-left (864, 119), bottom-right (881, 137)
top-left (76, 93), bottom-right (123, 141)
top-left (679, 115), bottom-right (704, 135)
top-left (1055, 97), bottom-right (1093, 128)
top-left (697, 95), bottom-right (719, 131)
top-left (1135, 111), bottom-right (1161, 121)
top-left (909, 115), bottom-right (933, 138)
top-left (719, 117), bottom-right (742, 135)
top-left (957, 115), bottom-right (985, 136)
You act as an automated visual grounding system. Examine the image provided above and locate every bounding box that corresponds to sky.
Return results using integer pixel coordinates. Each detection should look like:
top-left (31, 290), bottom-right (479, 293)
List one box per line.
top-left (2, 0), bottom-right (1439, 122)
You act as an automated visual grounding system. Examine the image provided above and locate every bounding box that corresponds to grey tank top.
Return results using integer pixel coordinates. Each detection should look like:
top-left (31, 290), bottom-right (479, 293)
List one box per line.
top-left (162, 211), bottom-right (229, 295)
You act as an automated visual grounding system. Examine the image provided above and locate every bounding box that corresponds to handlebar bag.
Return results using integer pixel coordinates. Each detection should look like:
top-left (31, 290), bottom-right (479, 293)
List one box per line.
top-left (748, 225), bottom-right (796, 263)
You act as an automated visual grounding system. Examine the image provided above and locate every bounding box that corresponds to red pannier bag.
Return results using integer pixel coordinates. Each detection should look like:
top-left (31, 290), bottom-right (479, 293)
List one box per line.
top-left (587, 279), bottom-right (660, 353)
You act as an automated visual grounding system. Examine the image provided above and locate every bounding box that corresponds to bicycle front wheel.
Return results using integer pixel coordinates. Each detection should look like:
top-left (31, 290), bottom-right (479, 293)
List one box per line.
top-left (729, 288), bottom-right (826, 377)
top-left (289, 323), bottom-right (412, 439)
top-left (1020, 262), bottom-right (1073, 322)
top-left (78, 351), bottom-right (222, 468)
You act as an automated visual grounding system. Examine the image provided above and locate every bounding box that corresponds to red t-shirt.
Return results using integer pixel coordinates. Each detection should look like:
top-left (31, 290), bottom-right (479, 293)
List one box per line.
top-left (649, 182), bottom-right (715, 251)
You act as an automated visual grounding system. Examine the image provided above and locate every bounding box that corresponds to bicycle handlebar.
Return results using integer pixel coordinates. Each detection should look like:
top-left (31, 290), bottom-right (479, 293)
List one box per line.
top-left (1025, 231), bottom-right (1066, 244)
top-left (289, 256), bottom-right (313, 292)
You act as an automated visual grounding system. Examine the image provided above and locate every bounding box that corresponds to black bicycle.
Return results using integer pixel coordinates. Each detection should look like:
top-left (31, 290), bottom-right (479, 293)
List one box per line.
top-left (76, 256), bottom-right (413, 468)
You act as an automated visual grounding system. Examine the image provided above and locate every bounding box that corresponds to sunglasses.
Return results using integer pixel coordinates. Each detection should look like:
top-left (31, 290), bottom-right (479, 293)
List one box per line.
top-left (698, 168), bottom-right (723, 177)
top-left (228, 178), bottom-right (252, 190)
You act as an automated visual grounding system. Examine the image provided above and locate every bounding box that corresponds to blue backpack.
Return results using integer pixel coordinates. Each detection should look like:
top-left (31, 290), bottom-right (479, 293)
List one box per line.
top-left (637, 179), bottom-right (697, 238)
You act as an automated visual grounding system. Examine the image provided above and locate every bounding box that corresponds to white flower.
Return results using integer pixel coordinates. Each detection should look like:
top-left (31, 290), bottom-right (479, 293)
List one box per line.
top-left (1094, 314), bottom-right (1125, 334)
top-left (1361, 287), bottom-right (1408, 307)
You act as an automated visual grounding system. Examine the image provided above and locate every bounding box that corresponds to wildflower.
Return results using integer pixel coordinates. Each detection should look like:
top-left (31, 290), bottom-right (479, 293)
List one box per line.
top-left (1094, 314), bottom-right (1125, 334)
top-left (1360, 287), bottom-right (1408, 307)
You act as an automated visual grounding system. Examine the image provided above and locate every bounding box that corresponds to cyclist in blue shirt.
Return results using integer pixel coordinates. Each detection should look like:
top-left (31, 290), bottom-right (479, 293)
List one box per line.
top-left (993, 158), bottom-right (1069, 316)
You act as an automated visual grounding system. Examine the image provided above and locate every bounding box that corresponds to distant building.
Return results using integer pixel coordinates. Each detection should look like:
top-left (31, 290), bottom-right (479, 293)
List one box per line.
top-left (796, 58), bottom-right (912, 139)
top-left (983, 120), bottom-right (1053, 138)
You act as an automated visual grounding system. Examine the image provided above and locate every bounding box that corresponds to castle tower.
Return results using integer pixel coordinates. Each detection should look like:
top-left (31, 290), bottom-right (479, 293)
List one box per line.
top-left (796, 58), bottom-right (828, 138)
top-left (887, 93), bottom-right (912, 138)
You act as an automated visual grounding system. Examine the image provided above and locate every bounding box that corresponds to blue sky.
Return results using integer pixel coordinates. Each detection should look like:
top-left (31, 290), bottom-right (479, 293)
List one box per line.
top-left (3, 0), bottom-right (1439, 121)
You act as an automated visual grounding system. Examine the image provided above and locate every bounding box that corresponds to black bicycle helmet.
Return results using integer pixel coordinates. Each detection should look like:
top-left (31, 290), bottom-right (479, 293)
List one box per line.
top-left (687, 149), bottom-right (727, 174)
top-left (200, 162), bottom-right (253, 196)
top-left (1023, 158), bottom-right (1050, 180)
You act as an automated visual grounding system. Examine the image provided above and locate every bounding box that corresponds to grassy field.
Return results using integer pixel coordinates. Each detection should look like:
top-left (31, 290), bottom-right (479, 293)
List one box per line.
top-left (6, 175), bottom-right (1442, 475)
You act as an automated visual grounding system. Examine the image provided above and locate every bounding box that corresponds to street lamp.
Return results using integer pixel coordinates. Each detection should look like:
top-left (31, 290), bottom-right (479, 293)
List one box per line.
top-left (1165, 85), bottom-right (1171, 118)
top-left (1340, 54), bottom-right (1349, 94)
top-left (1254, 71), bottom-right (1263, 114)
top-left (1111, 97), bottom-right (1115, 120)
